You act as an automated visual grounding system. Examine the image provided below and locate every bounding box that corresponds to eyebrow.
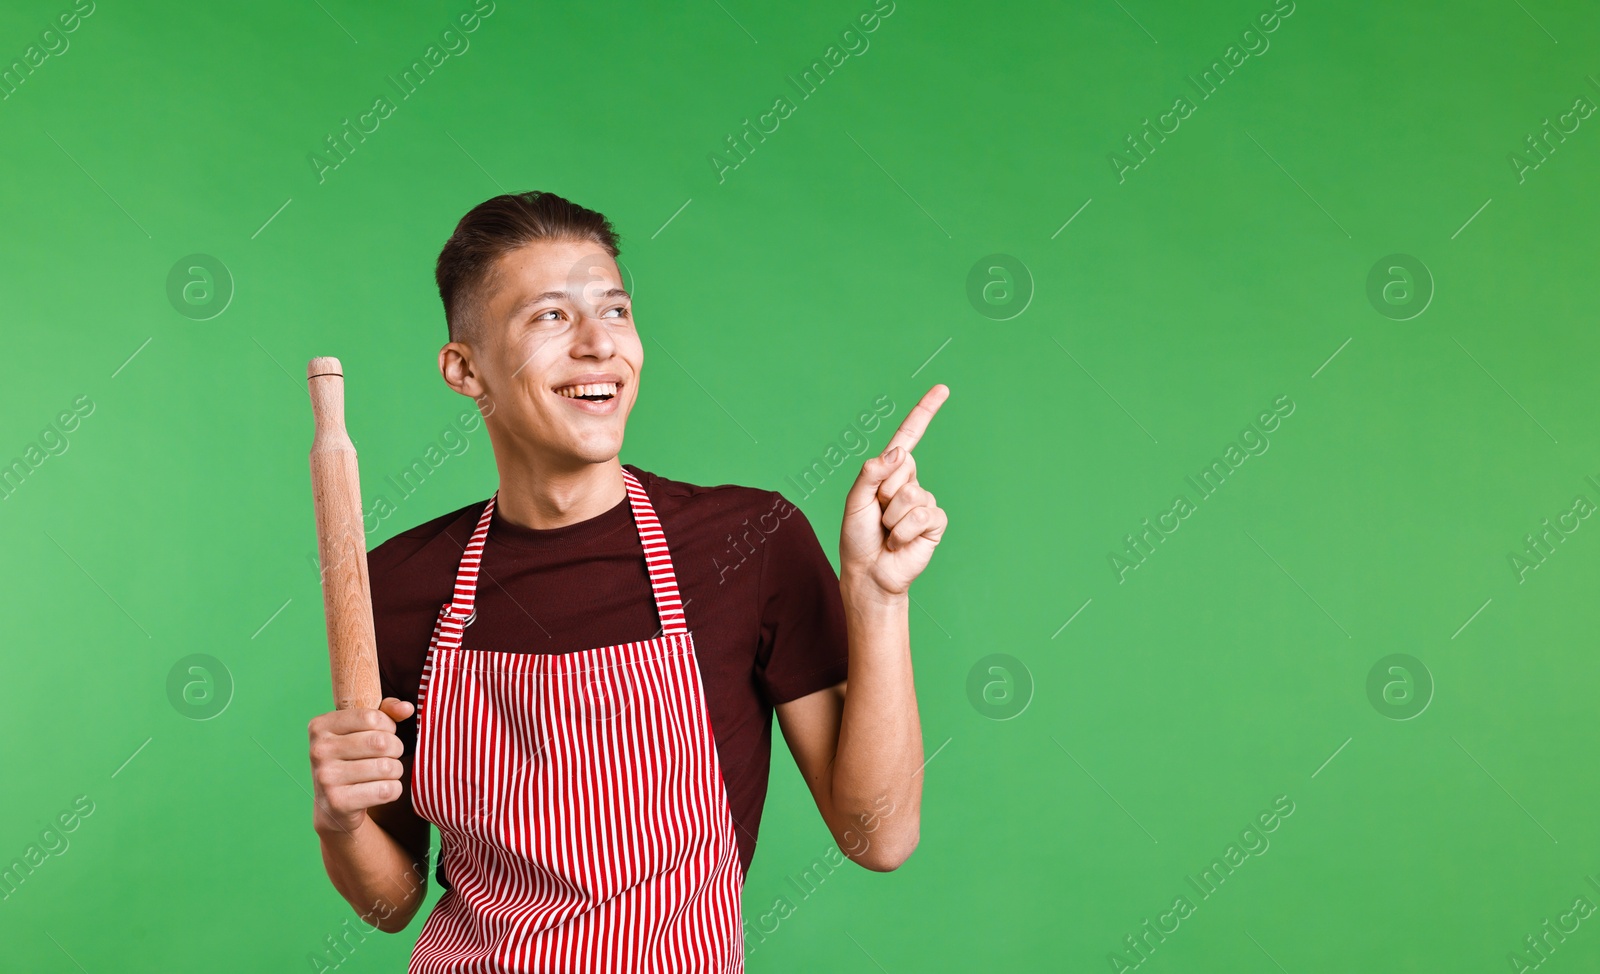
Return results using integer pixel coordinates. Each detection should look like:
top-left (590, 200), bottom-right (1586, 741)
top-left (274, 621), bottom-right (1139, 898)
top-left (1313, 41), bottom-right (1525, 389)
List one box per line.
top-left (509, 287), bottom-right (631, 320)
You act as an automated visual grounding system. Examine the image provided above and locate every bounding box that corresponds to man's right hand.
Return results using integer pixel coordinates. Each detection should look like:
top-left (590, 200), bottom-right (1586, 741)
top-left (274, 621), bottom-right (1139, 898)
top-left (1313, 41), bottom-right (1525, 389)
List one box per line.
top-left (308, 697), bottom-right (415, 837)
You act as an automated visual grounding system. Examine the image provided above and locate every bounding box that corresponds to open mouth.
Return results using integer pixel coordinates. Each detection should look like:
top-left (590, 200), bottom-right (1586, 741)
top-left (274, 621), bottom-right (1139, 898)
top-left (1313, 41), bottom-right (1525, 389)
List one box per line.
top-left (554, 381), bottom-right (619, 402)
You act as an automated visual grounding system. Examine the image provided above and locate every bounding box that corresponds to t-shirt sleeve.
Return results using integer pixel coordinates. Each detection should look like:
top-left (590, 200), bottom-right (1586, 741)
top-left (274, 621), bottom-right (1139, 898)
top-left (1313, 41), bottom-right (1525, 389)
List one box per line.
top-left (754, 492), bottom-right (851, 705)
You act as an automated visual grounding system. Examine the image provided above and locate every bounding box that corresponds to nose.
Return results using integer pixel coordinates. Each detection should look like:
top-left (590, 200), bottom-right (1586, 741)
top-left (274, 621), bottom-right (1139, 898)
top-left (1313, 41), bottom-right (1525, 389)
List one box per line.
top-left (569, 308), bottom-right (616, 360)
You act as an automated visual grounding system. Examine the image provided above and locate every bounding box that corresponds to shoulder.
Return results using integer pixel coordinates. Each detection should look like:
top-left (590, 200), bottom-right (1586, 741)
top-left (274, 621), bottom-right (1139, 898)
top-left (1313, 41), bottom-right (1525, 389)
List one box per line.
top-left (367, 498), bottom-right (489, 582)
top-left (627, 465), bottom-right (830, 589)
top-left (626, 464), bottom-right (803, 532)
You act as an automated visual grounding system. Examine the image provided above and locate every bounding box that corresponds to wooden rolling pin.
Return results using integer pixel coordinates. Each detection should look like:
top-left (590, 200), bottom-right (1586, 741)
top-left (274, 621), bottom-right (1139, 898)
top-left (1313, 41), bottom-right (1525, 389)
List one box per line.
top-left (307, 356), bottom-right (380, 711)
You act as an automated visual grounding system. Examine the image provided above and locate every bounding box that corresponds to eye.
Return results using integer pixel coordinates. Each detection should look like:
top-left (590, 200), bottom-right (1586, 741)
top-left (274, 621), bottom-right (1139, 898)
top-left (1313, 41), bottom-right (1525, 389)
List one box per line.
top-left (603, 306), bottom-right (631, 319)
top-left (533, 309), bottom-right (564, 321)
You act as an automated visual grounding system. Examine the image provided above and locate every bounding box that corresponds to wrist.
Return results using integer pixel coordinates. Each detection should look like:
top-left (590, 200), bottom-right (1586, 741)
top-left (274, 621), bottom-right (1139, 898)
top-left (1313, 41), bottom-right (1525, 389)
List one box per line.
top-left (313, 806), bottom-right (363, 842)
top-left (841, 572), bottom-right (909, 610)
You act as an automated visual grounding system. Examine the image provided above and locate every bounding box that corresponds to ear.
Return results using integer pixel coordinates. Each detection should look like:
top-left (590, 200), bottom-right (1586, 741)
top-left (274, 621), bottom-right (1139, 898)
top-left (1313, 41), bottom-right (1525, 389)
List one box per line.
top-left (439, 341), bottom-right (486, 400)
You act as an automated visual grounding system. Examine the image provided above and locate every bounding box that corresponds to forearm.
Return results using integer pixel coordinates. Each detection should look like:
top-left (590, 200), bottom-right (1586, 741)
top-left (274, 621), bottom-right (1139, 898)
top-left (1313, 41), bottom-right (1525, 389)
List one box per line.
top-left (830, 574), bottom-right (924, 869)
top-left (315, 816), bottom-right (427, 934)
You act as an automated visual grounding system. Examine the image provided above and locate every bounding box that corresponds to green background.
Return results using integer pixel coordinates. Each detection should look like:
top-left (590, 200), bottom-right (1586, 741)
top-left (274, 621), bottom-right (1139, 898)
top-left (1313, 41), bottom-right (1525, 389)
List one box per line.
top-left (2, 0), bottom-right (1597, 970)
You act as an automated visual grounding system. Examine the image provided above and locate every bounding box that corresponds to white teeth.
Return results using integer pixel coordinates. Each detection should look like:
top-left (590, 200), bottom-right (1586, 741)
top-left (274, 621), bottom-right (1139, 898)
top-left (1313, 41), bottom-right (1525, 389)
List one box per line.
top-left (555, 382), bottom-right (618, 398)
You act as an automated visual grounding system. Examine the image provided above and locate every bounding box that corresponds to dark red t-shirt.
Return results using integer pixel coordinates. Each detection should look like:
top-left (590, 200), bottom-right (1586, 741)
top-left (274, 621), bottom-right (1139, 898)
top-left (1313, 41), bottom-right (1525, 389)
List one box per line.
top-left (369, 464), bottom-right (851, 885)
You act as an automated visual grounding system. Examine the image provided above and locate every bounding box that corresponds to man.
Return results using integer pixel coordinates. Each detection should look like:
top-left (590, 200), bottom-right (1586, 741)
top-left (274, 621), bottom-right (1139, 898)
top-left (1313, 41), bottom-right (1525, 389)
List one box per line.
top-left (306, 190), bottom-right (948, 970)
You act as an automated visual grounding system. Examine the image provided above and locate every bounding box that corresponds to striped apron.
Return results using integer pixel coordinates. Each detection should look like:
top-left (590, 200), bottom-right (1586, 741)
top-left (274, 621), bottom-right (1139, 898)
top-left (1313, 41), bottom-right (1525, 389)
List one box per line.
top-left (409, 469), bottom-right (746, 972)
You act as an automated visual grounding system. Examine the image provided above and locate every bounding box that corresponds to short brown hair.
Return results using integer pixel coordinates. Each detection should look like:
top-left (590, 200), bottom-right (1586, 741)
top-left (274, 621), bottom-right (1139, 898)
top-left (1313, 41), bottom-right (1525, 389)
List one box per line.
top-left (434, 191), bottom-right (622, 343)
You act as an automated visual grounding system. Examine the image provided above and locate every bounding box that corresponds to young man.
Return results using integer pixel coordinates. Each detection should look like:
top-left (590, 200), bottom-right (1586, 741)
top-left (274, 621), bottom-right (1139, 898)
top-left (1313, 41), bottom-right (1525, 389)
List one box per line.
top-left (306, 191), bottom-right (948, 970)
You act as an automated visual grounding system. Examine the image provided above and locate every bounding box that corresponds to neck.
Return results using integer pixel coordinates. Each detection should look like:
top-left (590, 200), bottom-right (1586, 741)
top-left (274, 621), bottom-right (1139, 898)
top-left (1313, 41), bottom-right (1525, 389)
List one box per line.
top-left (491, 453), bottom-right (627, 530)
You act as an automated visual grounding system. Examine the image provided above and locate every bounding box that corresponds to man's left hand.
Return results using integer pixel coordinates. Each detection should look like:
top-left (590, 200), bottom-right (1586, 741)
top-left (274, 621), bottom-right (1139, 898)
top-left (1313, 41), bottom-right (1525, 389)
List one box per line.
top-left (839, 384), bottom-right (950, 600)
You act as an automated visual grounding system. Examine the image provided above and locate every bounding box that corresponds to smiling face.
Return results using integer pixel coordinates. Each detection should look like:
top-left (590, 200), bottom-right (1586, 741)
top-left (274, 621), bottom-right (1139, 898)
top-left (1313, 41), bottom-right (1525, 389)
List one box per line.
top-left (440, 238), bottom-right (640, 471)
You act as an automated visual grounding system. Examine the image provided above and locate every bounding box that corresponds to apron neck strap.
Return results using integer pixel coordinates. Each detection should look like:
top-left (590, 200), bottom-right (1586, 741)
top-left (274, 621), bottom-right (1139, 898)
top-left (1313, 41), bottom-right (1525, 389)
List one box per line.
top-left (620, 468), bottom-right (689, 636)
top-left (441, 467), bottom-right (689, 638)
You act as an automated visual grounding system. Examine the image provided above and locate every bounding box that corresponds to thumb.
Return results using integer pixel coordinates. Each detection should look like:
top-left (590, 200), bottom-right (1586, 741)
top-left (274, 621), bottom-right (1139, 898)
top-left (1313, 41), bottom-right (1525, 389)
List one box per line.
top-left (845, 446), bottom-right (904, 512)
top-left (381, 697), bottom-right (416, 722)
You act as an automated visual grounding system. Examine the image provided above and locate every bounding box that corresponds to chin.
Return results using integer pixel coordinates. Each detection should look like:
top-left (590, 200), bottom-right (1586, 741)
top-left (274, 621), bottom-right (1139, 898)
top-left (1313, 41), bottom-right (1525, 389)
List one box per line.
top-left (570, 436), bottom-right (625, 465)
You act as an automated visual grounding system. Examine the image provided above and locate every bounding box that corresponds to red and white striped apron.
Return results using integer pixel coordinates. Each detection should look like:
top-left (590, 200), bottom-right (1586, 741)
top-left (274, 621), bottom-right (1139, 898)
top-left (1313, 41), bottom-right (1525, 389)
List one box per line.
top-left (409, 469), bottom-right (746, 972)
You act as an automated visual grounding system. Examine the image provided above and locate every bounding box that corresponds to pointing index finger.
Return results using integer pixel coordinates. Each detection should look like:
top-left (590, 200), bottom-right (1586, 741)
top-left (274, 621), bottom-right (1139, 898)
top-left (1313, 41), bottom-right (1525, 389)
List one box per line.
top-left (884, 384), bottom-right (950, 456)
